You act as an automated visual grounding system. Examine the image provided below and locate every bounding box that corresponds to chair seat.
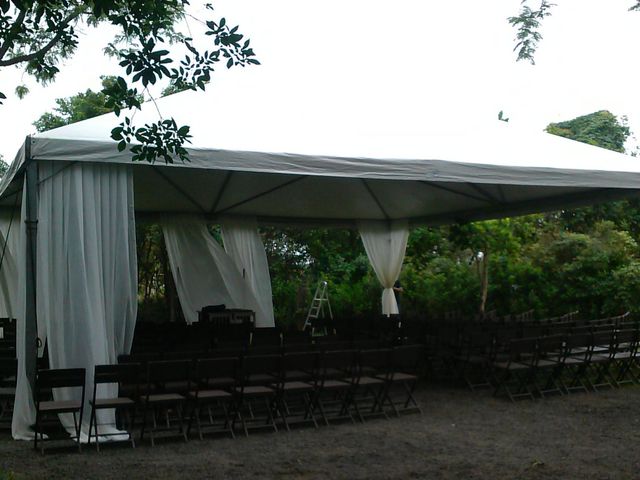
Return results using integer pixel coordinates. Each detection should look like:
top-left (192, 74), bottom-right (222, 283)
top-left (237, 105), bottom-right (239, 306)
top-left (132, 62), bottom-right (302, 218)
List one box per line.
top-left (493, 361), bottom-right (530, 370)
top-left (537, 359), bottom-right (559, 367)
top-left (356, 376), bottom-right (385, 386)
top-left (38, 399), bottom-right (82, 413)
top-left (386, 372), bottom-right (418, 382)
top-left (0, 386), bottom-right (15, 397)
top-left (204, 377), bottom-right (235, 388)
top-left (284, 370), bottom-right (312, 381)
top-left (246, 373), bottom-right (276, 385)
top-left (235, 385), bottom-right (275, 396)
top-left (277, 381), bottom-right (314, 392)
top-left (320, 379), bottom-right (351, 389)
top-left (90, 397), bottom-right (135, 408)
top-left (189, 389), bottom-right (233, 400)
top-left (146, 393), bottom-right (186, 403)
top-left (590, 354), bottom-right (611, 363)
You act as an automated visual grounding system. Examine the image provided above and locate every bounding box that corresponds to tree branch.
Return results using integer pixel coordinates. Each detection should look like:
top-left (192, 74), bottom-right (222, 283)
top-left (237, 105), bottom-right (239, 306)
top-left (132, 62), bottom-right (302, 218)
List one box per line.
top-left (0, 7), bottom-right (28, 61)
top-left (0, 7), bottom-right (85, 67)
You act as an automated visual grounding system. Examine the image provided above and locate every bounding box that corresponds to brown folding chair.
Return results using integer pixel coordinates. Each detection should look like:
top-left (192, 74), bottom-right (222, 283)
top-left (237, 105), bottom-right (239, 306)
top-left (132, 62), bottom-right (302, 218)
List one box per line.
top-left (233, 354), bottom-right (279, 436)
top-left (0, 357), bottom-right (17, 427)
top-left (88, 363), bottom-right (139, 451)
top-left (313, 350), bottom-right (357, 425)
top-left (187, 357), bottom-right (236, 439)
top-left (276, 351), bottom-right (318, 430)
top-left (34, 368), bottom-right (86, 453)
top-left (382, 345), bottom-right (423, 415)
top-left (140, 360), bottom-right (191, 446)
top-left (351, 349), bottom-right (389, 422)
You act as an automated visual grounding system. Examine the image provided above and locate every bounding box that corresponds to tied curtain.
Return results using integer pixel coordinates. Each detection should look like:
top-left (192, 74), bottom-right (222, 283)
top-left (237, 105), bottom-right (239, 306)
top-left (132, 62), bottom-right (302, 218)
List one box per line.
top-left (162, 216), bottom-right (271, 326)
top-left (13, 162), bottom-right (138, 440)
top-left (221, 217), bottom-right (275, 328)
top-left (358, 220), bottom-right (409, 316)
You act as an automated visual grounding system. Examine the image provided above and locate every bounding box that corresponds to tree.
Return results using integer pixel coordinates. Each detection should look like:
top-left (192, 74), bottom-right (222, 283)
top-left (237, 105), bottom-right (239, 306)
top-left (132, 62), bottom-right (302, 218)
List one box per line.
top-left (544, 111), bottom-right (640, 236)
top-left (32, 75), bottom-right (125, 131)
top-left (0, 1), bottom-right (258, 162)
top-left (509, 1), bottom-right (640, 63)
top-left (0, 153), bottom-right (7, 177)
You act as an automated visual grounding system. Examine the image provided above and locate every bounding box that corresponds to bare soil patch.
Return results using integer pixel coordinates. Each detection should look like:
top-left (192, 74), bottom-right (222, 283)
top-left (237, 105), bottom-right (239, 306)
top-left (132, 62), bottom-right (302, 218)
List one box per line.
top-left (2, 385), bottom-right (639, 479)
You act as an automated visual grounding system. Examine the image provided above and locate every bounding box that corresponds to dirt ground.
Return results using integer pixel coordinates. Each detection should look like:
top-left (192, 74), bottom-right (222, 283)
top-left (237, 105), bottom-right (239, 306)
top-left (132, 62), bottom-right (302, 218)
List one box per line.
top-left (1, 384), bottom-right (639, 480)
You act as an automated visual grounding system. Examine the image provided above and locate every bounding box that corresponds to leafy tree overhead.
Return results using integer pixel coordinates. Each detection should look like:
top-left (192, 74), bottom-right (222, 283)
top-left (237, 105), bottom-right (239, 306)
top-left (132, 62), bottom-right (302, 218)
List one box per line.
top-left (509, 1), bottom-right (640, 64)
top-left (0, 1), bottom-right (259, 163)
top-left (32, 75), bottom-right (125, 132)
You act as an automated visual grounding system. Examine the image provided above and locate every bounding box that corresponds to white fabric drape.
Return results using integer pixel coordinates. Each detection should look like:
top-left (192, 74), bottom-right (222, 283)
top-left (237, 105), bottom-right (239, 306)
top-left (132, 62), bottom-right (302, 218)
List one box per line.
top-left (0, 206), bottom-right (20, 319)
top-left (162, 216), bottom-right (265, 325)
top-left (358, 220), bottom-right (409, 316)
top-left (221, 217), bottom-right (274, 328)
top-left (12, 162), bottom-right (138, 440)
top-left (11, 183), bottom-right (34, 440)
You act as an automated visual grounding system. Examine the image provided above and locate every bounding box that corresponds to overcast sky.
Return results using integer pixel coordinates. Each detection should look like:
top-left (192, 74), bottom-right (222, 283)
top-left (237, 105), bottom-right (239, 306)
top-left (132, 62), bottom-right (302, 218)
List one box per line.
top-left (0, 0), bottom-right (639, 161)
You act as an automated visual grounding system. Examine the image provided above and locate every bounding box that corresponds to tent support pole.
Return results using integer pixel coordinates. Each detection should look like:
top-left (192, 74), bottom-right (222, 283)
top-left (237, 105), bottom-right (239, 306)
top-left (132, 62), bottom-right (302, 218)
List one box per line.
top-left (24, 137), bottom-right (38, 396)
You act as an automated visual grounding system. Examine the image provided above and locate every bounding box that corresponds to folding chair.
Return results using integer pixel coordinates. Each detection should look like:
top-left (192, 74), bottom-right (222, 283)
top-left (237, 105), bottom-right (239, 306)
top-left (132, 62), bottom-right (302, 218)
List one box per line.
top-left (560, 332), bottom-right (591, 393)
top-left (275, 351), bottom-right (318, 430)
top-left (587, 331), bottom-right (616, 391)
top-left (491, 338), bottom-right (536, 401)
top-left (187, 357), bottom-right (236, 439)
top-left (0, 357), bottom-right (17, 427)
top-left (233, 354), bottom-right (279, 436)
top-left (312, 350), bottom-right (357, 425)
top-left (140, 360), bottom-right (191, 446)
top-left (88, 363), bottom-right (139, 451)
top-left (454, 331), bottom-right (494, 390)
top-left (351, 349), bottom-right (390, 421)
top-left (34, 368), bottom-right (86, 453)
top-left (382, 344), bottom-right (423, 415)
top-left (612, 329), bottom-right (638, 386)
top-left (533, 334), bottom-right (564, 398)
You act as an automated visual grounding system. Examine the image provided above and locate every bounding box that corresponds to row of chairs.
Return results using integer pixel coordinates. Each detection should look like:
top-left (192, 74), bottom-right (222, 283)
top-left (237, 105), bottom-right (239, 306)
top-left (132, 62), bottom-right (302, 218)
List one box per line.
top-left (33, 345), bottom-right (424, 453)
top-left (456, 327), bottom-right (640, 401)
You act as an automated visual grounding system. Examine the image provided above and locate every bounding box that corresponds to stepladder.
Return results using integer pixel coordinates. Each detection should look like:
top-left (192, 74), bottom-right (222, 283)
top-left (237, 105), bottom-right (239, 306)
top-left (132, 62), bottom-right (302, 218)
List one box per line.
top-left (303, 280), bottom-right (333, 335)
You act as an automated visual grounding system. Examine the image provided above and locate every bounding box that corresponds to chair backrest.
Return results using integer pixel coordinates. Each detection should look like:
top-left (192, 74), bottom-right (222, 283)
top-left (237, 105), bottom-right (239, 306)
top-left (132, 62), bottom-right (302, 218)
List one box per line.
top-left (147, 360), bottom-right (191, 384)
top-left (246, 345), bottom-right (281, 356)
top-left (392, 344), bottom-right (423, 372)
top-left (359, 348), bottom-right (391, 374)
top-left (508, 338), bottom-right (537, 362)
top-left (282, 351), bottom-right (318, 374)
top-left (320, 350), bottom-right (357, 378)
top-left (36, 368), bottom-right (86, 389)
top-left (240, 354), bottom-right (281, 380)
top-left (195, 357), bottom-right (237, 382)
top-left (0, 357), bottom-right (17, 385)
top-left (94, 363), bottom-right (140, 385)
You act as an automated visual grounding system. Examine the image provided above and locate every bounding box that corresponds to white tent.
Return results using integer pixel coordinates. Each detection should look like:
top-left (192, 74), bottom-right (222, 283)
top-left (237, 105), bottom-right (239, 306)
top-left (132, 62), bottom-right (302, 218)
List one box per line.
top-left (2, 67), bottom-right (640, 440)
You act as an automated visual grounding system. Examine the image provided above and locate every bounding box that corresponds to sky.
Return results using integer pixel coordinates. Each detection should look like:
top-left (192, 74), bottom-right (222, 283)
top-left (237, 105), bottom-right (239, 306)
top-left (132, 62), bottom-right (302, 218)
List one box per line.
top-left (0, 0), bottom-right (639, 161)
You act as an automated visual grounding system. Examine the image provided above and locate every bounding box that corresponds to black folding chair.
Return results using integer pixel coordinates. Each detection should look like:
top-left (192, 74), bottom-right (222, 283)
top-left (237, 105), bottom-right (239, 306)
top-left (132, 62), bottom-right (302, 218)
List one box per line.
top-left (0, 357), bottom-right (17, 427)
top-left (492, 338), bottom-right (536, 401)
top-left (88, 363), bottom-right (139, 451)
top-left (276, 351), bottom-right (318, 430)
top-left (34, 368), bottom-right (86, 453)
top-left (188, 357), bottom-right (236, 439)
top-left (233, 354), bottom-right (279, 436)
top-left (140, 360), bottom-right (191, 446)
top-left (351, 349), bottom-right (390, 422)
top-left (382, 345), bottom-right (423, 415)
top-left (612, 329), bottom-right (639, 386)
top-left (313, 350), bottom-right (357, 425)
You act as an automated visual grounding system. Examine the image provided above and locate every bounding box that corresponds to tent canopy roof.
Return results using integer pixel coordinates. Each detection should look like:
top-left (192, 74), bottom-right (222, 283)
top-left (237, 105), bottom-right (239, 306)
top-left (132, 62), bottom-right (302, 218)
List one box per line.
top-left (2, 68), bottom-right (639, 226)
